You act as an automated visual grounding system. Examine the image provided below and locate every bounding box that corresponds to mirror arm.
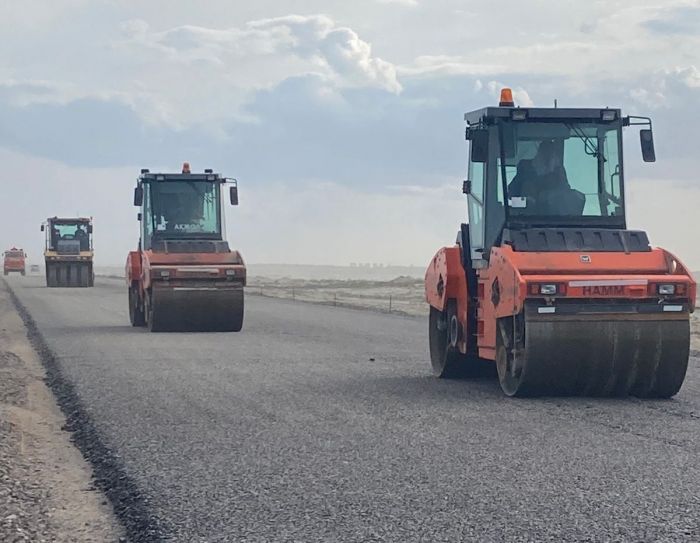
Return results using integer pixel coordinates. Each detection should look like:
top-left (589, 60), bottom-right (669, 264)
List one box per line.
top-left (624, 115), bottom-right (652, 129)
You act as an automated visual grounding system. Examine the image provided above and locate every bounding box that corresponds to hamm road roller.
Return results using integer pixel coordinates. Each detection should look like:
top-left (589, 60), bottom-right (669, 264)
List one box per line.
top-left (126, 163), bottom-right (246, 332)
top-left (41, 217), bottom-right (94, 287)
top-left (425, 89), bottom-right (696, 397)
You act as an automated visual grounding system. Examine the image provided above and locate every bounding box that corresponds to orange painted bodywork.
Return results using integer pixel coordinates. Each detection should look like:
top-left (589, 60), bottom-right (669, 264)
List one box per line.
top-left (426, 243), bottom-right (696, 361)
top-left (425, 247), bottom-right (469, 354)
top-left (126, 249), bottom-right (246, 292)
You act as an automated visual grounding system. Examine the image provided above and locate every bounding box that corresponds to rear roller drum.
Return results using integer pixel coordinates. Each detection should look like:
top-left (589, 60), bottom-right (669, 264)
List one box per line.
top-left (429, 300), bottom-right (481, 378)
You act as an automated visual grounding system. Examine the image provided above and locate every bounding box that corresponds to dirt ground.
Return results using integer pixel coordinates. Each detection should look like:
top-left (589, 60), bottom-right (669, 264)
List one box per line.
top-left (0, 281), bottom-right (123, 542)
top-left (247, 275), bottom-right (427, 316)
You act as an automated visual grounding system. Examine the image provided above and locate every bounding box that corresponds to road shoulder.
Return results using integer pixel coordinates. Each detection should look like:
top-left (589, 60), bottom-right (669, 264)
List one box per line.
top-left (0, 280), bottom-right (124, 542)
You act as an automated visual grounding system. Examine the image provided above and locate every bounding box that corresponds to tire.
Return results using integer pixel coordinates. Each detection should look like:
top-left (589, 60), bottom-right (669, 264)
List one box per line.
top-left (58, 264), bottom-right (68, 287)
top-left (78, 264), bottom-right (90, 287)
top-left (46, 264), bottom-right (58, 287)
top-left (128, 286), bottom-right (146, 327)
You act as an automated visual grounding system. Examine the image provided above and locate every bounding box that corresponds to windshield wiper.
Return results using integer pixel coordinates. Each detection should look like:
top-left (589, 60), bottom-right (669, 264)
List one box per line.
top-left (566, 123), bottom-right (599, 158)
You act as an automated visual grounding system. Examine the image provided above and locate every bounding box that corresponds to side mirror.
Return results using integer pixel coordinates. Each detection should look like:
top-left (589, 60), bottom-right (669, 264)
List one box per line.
top-left (470, 129), bottom-right (489, 163)
top-left (229, 186), bottom-right (239, 206)
top-left (87, 224), bottom-right (93, 234)
top-left (137, 212), bottom-right (142, 221)
top-left (133, 185), bottom-right (143, 206)
top-left (40, 224), bottom-right (45, 232)
top-left (640, 129), bottom-right (656, 162)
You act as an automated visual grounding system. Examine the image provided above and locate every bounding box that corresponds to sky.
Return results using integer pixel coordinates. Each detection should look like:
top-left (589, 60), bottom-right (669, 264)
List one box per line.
top-left (0, 0), bottom-right (699, 268)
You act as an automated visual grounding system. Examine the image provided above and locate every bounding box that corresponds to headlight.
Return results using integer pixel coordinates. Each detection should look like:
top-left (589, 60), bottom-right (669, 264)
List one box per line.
top-left (658, 284), bottom-right (675, 295)
top-left (540, 284), bottom-right (557, 295)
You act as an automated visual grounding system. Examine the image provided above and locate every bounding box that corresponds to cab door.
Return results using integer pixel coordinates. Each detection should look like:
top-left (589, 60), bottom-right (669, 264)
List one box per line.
top-left (466, 144), bottom-right (486, 264)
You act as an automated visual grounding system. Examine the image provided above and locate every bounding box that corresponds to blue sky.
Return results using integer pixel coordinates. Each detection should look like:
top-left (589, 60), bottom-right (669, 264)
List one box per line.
top-left (1, 0), bottom-right (699, 267)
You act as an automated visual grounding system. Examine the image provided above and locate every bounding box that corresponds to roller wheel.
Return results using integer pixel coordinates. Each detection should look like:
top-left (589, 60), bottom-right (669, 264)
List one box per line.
top-left (496, 318), bottom-right (530, 397)
top-left (429, 301), bottom-right (468, 378)
top-left (129, 287), bottom-right (146, 327)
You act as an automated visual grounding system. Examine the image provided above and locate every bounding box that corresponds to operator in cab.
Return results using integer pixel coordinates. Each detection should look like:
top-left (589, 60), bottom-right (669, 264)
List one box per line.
top-left (508, 140), bottom-right (584, 216)
top-left (75, 224), bottom-right (89, 251)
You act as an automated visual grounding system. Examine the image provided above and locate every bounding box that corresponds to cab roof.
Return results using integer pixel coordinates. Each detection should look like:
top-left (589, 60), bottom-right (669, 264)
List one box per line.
top-left (464, 106), bottom-right (623, 126)
top-left (139, 172), bottom-right (223, 182)
top-left (48, 217), bottom-right (92, 223)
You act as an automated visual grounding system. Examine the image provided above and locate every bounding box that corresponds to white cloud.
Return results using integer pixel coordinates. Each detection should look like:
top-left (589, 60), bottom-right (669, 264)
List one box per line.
top-left (674, 65), bottom-right (700, 88)
top-left (0, 79), bottom-right (71, 106)
top-left (628, 64), bottom-right (700, 110)
top-left (399, 55), bottom-right (505, 78)
top-left (112, 14), bottom-right (401, 126)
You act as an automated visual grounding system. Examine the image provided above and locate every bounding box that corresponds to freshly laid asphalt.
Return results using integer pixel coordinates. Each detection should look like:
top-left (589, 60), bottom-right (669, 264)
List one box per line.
top-left (6, 275), bottom-right (700, 542)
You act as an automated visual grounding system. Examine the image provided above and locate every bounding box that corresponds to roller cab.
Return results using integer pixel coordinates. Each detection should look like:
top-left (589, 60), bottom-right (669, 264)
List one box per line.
top-left (126, 164), bottom-right (246, 332)
top-left (425, 90), bottom-right (696, 397)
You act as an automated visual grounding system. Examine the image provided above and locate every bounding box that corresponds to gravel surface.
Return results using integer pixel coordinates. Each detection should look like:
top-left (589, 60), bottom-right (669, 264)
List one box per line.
top-left (5, 275), bottom-right (700, 542)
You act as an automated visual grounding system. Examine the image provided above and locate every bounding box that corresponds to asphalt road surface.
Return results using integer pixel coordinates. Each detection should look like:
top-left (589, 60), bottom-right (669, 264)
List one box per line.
top-left (6, 276), bottom-right (700, 542)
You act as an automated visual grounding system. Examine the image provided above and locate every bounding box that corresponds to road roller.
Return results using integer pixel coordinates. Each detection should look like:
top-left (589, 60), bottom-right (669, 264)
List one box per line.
top-left (4, 247), bottom-right (27, 276)
top-left (41, 217), bottom-right (94, 287)
top-left (425, 89), bottom-right (696, 397)
top-left (126, 163), bottom-right (246, 332)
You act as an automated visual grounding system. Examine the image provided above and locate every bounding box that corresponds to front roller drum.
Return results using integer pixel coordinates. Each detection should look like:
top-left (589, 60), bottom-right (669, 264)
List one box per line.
top-left (497, 314), bottom-right (690, 398)
top-left (146, 286), bottom-right (244, 332)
